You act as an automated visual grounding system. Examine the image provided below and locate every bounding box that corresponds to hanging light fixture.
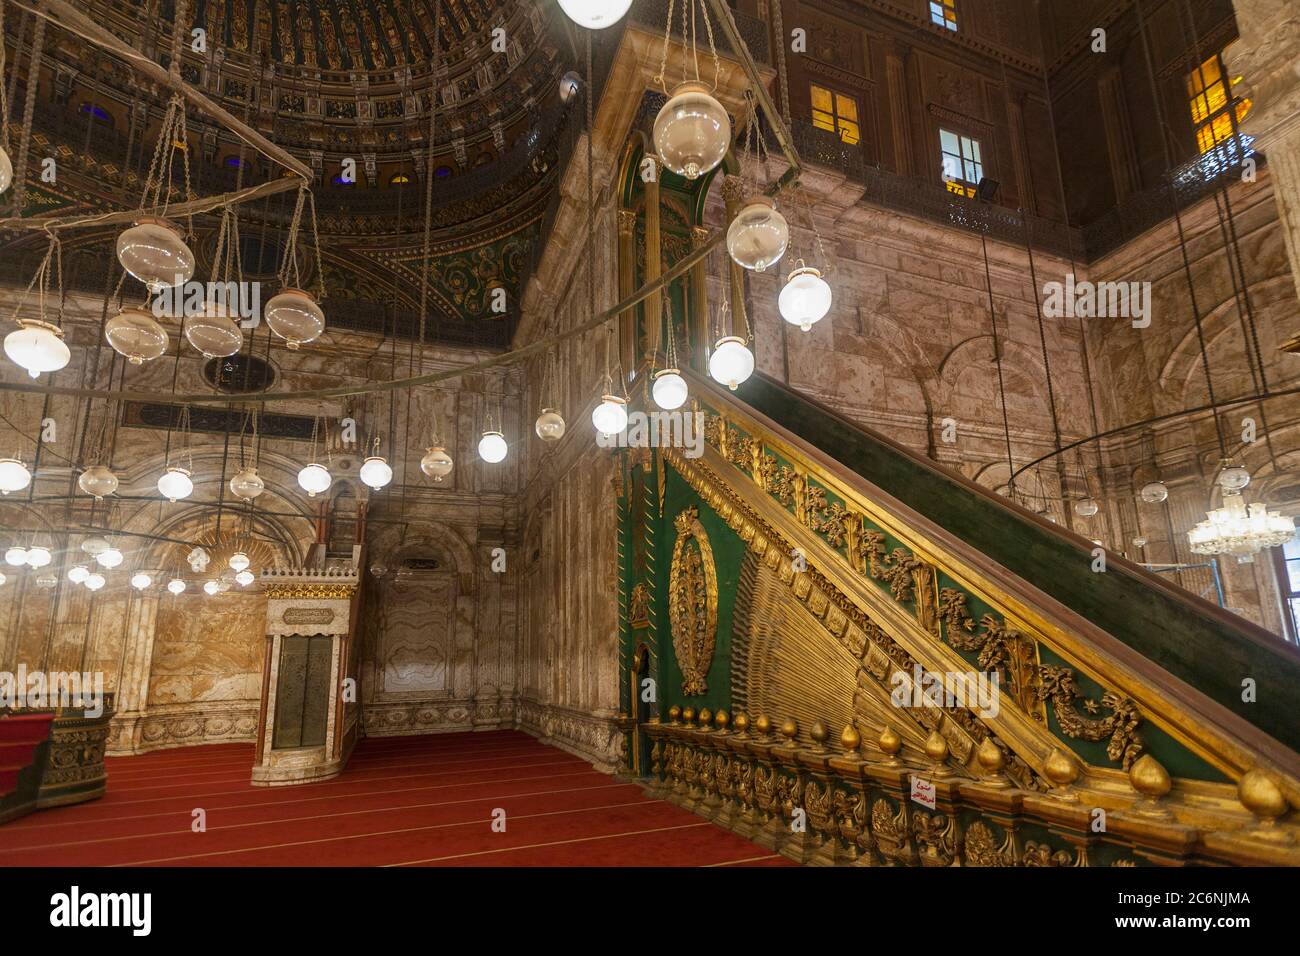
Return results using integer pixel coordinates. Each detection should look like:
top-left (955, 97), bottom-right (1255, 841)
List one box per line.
top-left (297, 462), bottom-right (331, 497)
top-left (0, 458), bottom-right (31, 495)
top-left (104, 307), bottom-right (168, 365)
top-left (0, 571), bottom-right (6, 587)
top-left (1189, 492), bottom-right (1294, 563)
top-left (265, 288), bottom-right (325, 350)
top-left (228, 551), bottom-right (250, 573)
top-left (557, 0), bottom-right (633, 29)
top-left (81, 536), bottom-right (109, 556)
top-left (708, 336), bottom-right (755, 391)
top-left (131, 571), bottom-right (153, 590)
top-left (167, 578), bottom-right (186, 595)
top-left (0, 146), bottom-right (11, 194)
top-left (654, 82), bottom-right (731, 181)
top-left (78, 465), bottom-right (119, 500)
top-left (592, 394), bottom-right (629, 436)
top-left (4, 546), bottom-right (26, 567)
top-left (478, 430), bottom-right (508, 464)
top-left (96, 546), bottom-right (124, 569)
top-left (779, 261), bottom-right (832, 331)
top-left (359, 438), bottom-right (394, 490)
top-left (84, 572), bottom-right (106, 592)
top-left (1074, 498), bottom-right (1099, 517)
top-left (229, 467), bottom-right (264, 501)
top-left (5, 320), bottom-right (71, 379)
top-left (25, 546), bottom-right (51, 569)
top-left (421, 445), bottom-right (454, 482)
top-left (203, 580), bottom-right (220, 596)
top-left (235, 569), bottom-right (255, 587)
top-left (184, 300), bottom-right (243, 358)
top-left (727, 196), bottom-right (789, 273)
top-left (652, 369), bottom-right (688, 410)
top-left (158, 466), bottom-right (194, 502)
top-left (1140, 481), bottom-right (1169, 504)
top-left (116, 217), bottom-right (194, 293)
top-left (1219, 461), bottom-right (1251, 492)
top-left (535, 409), bottom-right (566, 442)
top-left (67, 565), bottom-right (89, 584)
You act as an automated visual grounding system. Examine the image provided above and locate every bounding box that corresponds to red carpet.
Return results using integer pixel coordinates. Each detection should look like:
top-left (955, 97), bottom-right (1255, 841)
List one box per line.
top-left (0, 713), bottom-right (55, 799)
top-left (0, 730), bottom-right (794, 867)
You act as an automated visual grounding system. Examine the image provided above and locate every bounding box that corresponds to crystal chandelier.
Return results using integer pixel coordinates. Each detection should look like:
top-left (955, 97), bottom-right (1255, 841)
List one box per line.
top-left (1188, 493), bottom-right (1294, 563)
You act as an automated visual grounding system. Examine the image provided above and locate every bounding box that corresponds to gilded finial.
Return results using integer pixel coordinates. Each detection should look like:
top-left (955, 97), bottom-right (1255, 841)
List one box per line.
top-left (1237, 770), bottom-right (1295, 843)
top-left (976, 736), bottom-right (1010, 788)
top-left (780, 716), bottom-right (798, 745)
top-left (698, 707), bottom-right (712, 728)
top-left (840, 723), bottom-right (861, 754)
top-left (667, 705), bottom-right (681, 725)
top-left (714, 709), bottom-right (729, 732)
top-left (877, 725), bottom-right (903, 766)
top-left (682, 706), bottom-right (695, 725)
top-left (1043, 748), bottom-right (1081, 801)
top-left (810, 720), bottom-right (829, 751)
top-left (924, 729), bottom-right (953, 776)
top-left (733, 712), bottom-right (750, 737)
top-left (754, 714), bottom-right (772, 736)
top-left (1128, 754), bottom-right (1173, 818)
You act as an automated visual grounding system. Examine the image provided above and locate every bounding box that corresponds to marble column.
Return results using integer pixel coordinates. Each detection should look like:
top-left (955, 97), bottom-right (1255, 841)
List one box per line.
top-left (1226, 1), bottom-right (1300, 303)
top-left (885, 41), bottom-right (915, 178)
top-left (644, 154), bottom-right (664, 366)
top-left (105, 587), bottom-right (160, 754)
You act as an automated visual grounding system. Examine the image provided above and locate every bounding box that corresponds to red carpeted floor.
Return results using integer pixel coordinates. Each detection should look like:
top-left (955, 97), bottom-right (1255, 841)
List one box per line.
top-left (0, 730), bottom-right (794, 867)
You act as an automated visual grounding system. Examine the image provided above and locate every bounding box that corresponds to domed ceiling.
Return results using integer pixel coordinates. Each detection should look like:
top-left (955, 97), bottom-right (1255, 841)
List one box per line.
top-left (11, 0), bottom-right (574, 347)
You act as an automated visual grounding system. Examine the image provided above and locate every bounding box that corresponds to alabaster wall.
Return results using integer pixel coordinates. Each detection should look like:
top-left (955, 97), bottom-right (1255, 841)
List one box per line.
top-left (0, 282), bottom-right (526, 751)
top-left (1082, 168), bottom-right (1300, 634)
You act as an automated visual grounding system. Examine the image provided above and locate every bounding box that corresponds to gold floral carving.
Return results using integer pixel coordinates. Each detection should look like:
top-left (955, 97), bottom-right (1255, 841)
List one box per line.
top-left (1036, 665), bottom-right (1144, 769)
top-left (937, 588), bottom-right (1042, 716)
top-left (668, 507), bottom-right (718, 697)
top-left (265, 583), bottom-right (356, 600)
top-left (628, 582), bottom-right (651, 629)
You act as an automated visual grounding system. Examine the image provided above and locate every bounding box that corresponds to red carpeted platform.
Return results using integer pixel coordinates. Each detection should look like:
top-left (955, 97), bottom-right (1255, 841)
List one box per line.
top-left (0, 730), bottom-right (794, 867)
top-left (0, 713), bottom-right (55, 799)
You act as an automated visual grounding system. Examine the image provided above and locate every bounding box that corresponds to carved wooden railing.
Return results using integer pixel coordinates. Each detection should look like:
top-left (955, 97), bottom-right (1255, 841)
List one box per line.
top-left (637, 369), bottom-right (1300, 865)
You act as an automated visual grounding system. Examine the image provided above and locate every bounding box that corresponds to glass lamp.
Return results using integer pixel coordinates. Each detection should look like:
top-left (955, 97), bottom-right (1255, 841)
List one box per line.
top-left (727, 196), bottom-right (789, 272)
top-left (5, 320), bottom-right (71, 378)
top-left (653, 82), bottom-right (731, 181)
top-left (359, 455), bottom-right (394, 490)
top-left (297, 463), bottom-right (332, 497)
top-left (4, 546), bottom-right (27, 567)
top-left (708, 336), bottom-right (755, 391)
top-left (1140, 481), bottom-right (1168, 504)
top-left (478, 431), bottom-right (508, 464)
top-left (0, 459), bottom-right (31, 495)
top-left (651, 369), bottom-right (688, 410)
top-left (116, 217), bottom-right (194, 293)
top-left (131, 572), bottom-right (153, 590)
top-left (78, 465), bottom-right (119, 500)
top-left (25, 546), bottom-right (52, 569)
top-left (557, 0), bottom-right (632, 28)
top-left (229, 467), bottom-right (265, 501)
top-left (157, 466), bottom-right (194, 502)
top-left (167, 578), bottom-right (186, 595)
top-left (184, 301), bottom-right (242, 358)
top-left (265, 288), bottom-right (325, 350)
top-left (778, 262), bottom-right (832, 331)
top-left (421, 446), bottom-right (454, 482)
top-left (535, 409), bottom-right (566, 443)
top-left (591, 395), bottom-right (629, 435)
top-left (84, 573), bottom-right (106, 592)
top-left (105, 307), bottom-right (168, 365)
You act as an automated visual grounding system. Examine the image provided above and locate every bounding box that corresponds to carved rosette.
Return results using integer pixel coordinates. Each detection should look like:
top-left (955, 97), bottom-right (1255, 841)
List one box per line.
top-left (669, 507), bottom-right (718, 696)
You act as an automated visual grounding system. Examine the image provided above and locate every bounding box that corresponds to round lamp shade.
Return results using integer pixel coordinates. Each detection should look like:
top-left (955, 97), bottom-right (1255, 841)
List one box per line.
top-left (157, 466), bottom-right (194, 502)
top-left (1219, 465), bottom-right (1251, 492)
top-left (95, 548), bottom-right (124, 569)
top-left (228, 552), bottom-right (250, 573)
top-left (421, 446), bottom-right (454, 481)
top-left (229, 467), bottom-right (265, 501)
top-left (184, 304), bottom-right (242, 358)
top-left (727, 197), bottom-right (789, 273)
top-left (4, 546), bottom-right (27, 567)
top-left (478, 431), bottom-right (508, 464)
top-left (0, 572), bottom-right (6, 586)
top-left (131, 572), bottom-right (153, 590)
top-left (105, 307), bottom-right (168, 365)
top-left (84, 573), bottom-right (106, 592)
top-left (0, 458), bottom-right (32, 495)
top-left (708, 336), bottom-right (755, 391)
top-left (203, 580), bottom-right (220, 596)
top-left (535, 409), bottom-right (566, 443)
top-left (167, 578), bottom-right (186, 595)
top-left (25, 546), bottom-right (52, 568)
top-left (1074, 498), bottom-right (1100, 517)
top-left (235, 569), bottom-right (255, 587)
top-left (78, 464), bottom-right (119, 500)
top-left (5, 320), bottom-right (71, 379)
top-left (651, 369), bottom-right (689, 410)
top-left (557, 0), bottom-right (633, 29)
top-left (778, 265), bottom-right (832, 331)
top-left (1140, 481), bottom-right (1169, 504)
top-left (653, 82), bottom-right (731, 181)
top-left (297, 463), bottom-right (332, 497)
top-left (116, 218), bottom-right (194, 293)
top-left (359, 456), bottom-right (394, 489)
top-left (591, 395), bottom-right (629, 436)
top-left (81, 536), bottom-right (109, 556)
top-left (265, 288), bottom-right (325, 350)
top-left (67, 565), bottom-right (89, 584)
top-left (0, 145), bottom-right (11, 194)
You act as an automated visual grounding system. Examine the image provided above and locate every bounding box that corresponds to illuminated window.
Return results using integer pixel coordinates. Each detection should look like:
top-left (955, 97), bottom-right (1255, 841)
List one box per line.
top-left (930, 0), bottom-right (957, 31)
top-left (1186, 49), bottom-right (1253, 167)
top-left (389, 173), bottom-right (411, 185)
top-left (810, 84), bottom-right (860, 146)
top-left (939, 128), bottom-right (981, 197)
top-left (1272, 534), bottom-right (1300, 644)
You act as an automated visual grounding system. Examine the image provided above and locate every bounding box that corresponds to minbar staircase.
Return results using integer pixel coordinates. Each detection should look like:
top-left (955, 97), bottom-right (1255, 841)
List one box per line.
top-left (635, 369), bottom-right (1300, 865)
top-left (0, 713), bottom-right (55, 824)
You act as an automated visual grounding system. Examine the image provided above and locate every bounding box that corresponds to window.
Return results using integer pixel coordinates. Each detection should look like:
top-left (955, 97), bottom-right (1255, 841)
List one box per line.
top-left (1272, 535), bottom-right (1300, 643)
top-left (930, 0), bottom-right (957, 31)
top-left (939, 128), bottom-right (982, 197)
top-left (1186, 49), bottom-right (1254, 170)
top-left (389, 173), bottom-right (411, 185)
top-left (811, 84), bottom-right (860, 145)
